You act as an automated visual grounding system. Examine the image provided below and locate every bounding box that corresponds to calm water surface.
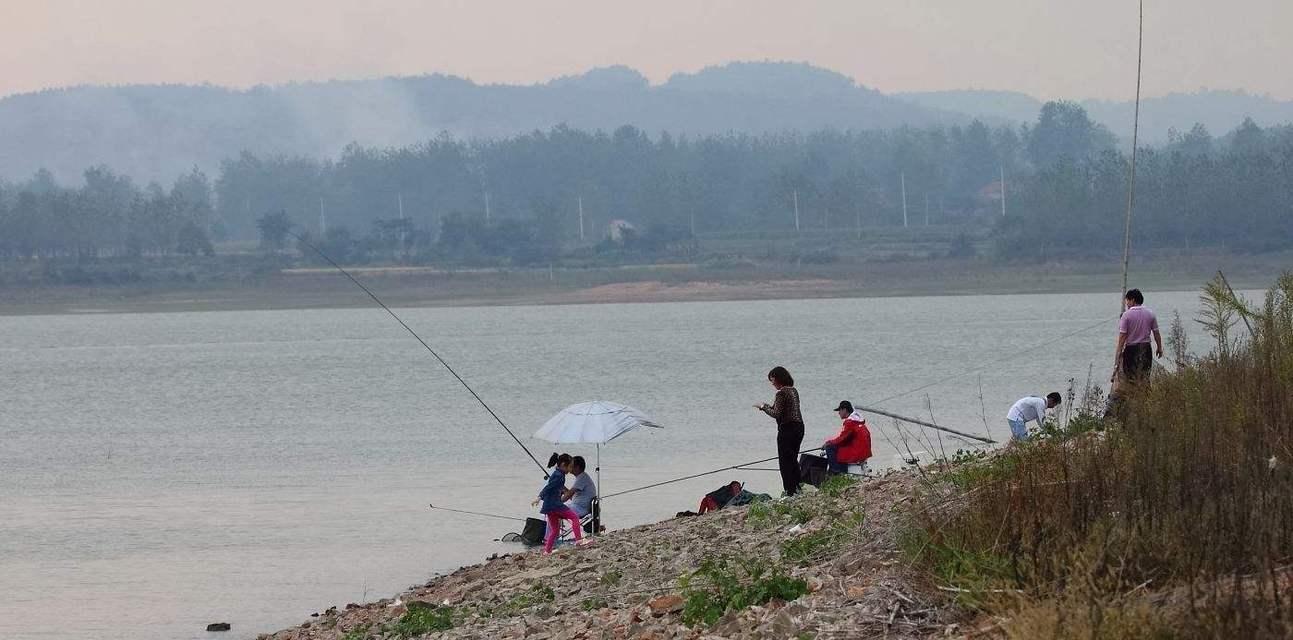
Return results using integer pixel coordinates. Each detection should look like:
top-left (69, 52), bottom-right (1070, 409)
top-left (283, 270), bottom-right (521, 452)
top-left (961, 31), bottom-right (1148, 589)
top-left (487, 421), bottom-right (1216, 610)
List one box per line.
top-left (1, 291), bottom-right (1223, 639)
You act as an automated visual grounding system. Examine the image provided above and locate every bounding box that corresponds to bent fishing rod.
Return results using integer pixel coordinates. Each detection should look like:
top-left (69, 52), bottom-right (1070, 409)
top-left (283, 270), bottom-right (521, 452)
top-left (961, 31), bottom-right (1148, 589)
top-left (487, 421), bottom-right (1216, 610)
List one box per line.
top-left (291, 231), bottom-right (549, 477)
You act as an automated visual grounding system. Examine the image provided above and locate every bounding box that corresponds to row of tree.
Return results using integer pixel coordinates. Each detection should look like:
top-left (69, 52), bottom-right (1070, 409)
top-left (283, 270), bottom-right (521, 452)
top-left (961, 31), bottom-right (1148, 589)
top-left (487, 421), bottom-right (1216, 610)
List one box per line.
top-left (0, 166), bottom-right (216, 259)
top-left (999, 118), bottom-right (1293, 257)
top-left (1, 102), bottom-right (1290, 262)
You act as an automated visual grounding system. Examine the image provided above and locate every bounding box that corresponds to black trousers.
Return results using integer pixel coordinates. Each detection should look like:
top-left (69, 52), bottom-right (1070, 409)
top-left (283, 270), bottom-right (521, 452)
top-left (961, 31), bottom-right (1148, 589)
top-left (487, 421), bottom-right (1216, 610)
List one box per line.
top-left (777, 422), bottom-right (805, 496)
top-left (1122, 342), bottom-right (1153, 383)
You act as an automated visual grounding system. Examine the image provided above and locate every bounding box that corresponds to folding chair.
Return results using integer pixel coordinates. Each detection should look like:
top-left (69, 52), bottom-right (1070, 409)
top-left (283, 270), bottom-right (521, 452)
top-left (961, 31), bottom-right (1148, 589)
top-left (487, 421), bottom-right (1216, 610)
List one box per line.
top-left (558, 500), bottom-right (601, 542)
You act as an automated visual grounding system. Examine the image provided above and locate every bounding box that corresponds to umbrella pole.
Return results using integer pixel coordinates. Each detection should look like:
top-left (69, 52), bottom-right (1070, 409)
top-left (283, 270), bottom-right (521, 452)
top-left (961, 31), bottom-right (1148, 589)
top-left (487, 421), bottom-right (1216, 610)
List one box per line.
top-left (595, 443), bottom-right (602, 536)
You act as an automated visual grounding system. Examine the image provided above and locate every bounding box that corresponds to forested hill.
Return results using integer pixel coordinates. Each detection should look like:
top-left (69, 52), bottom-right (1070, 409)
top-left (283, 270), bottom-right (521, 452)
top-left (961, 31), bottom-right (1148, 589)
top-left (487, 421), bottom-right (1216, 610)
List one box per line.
top-left (898, 89), bottom-right (1293, 143)
top-left (0, 62), bottom-right (960, 182)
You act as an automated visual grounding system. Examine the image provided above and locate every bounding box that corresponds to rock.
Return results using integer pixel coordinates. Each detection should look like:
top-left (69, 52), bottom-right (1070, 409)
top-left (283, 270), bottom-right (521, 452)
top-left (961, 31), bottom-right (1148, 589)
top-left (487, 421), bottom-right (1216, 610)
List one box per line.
top-left (205, 622), bottom-right (232, 632)
top-left (648, 594), bottom-right (685, 616)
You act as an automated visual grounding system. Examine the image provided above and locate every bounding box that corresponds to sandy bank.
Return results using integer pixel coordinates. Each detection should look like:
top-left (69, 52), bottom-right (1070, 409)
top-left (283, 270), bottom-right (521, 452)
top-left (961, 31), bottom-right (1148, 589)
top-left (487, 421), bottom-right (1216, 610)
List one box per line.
top-left (2, 252), bottom-right (1285, 315)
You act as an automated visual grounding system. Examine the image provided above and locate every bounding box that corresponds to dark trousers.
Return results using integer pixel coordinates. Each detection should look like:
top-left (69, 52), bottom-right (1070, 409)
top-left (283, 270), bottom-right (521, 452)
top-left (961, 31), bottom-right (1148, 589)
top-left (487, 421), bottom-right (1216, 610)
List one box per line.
top-left (823, 445), bottom-right (848, 474)
top-left (777, 422), bottom-right (805, 496)
top-left (1122, 342), bottom-right (1153, 383)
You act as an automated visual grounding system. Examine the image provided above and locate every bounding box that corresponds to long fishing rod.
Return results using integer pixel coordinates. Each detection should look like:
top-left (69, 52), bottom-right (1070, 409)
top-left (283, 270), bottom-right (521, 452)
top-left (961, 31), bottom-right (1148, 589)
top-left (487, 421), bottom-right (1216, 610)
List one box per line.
top-left (428, 503), bottom-right (526, 523)
top-left (1119, 0), bottom-right (1145, 308)
top-left (600, 446), bottom-right (823, 500)
top-left (855, 405), bottom-right (994, 444)
top-left (291, 231), bottom-right (549, 477)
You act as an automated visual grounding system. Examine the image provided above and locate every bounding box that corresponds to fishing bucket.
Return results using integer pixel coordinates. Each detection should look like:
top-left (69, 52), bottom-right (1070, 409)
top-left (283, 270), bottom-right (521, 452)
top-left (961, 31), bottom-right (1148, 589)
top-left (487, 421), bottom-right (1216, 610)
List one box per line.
top-left (519, 517), bottom-right (546, 546)
top-left (798, 453), bottom-right (829, 487)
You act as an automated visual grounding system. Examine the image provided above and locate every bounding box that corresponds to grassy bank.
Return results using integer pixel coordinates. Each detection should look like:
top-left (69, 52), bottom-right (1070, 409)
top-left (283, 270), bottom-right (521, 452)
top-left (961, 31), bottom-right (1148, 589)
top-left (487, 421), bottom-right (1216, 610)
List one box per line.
top-left (903, 274), bottom-right (1293, 637)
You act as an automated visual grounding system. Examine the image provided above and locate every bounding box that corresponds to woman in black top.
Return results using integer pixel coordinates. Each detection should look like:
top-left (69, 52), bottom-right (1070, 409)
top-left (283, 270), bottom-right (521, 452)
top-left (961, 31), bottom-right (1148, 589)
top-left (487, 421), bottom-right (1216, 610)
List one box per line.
top-left (756, 366), bottom-right (804, 496)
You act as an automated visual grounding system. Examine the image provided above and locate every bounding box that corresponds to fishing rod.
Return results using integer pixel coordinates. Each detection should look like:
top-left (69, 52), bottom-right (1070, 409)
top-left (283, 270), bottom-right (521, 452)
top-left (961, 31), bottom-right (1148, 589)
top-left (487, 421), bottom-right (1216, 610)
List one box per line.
top-left (600, 446), bottom-right (823, 500)
top-left (291, 231), bottom-right (549, 477)
top-left (855, 405), bottom-right (995, 444)
top-left (428, 503), bottom-right (526, 523)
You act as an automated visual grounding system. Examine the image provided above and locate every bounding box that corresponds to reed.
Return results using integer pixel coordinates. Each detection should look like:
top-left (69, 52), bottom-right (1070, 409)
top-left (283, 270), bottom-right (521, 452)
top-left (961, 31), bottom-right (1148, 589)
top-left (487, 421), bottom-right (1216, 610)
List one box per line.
top-left (906, 273), bottom-right (1293, 638)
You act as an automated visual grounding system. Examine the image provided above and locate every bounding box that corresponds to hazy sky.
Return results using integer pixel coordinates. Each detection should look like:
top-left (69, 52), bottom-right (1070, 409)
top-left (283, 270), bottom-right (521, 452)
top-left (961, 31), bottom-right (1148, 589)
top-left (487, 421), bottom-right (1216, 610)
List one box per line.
top-left (3, 0), bottom-right (1291, 100)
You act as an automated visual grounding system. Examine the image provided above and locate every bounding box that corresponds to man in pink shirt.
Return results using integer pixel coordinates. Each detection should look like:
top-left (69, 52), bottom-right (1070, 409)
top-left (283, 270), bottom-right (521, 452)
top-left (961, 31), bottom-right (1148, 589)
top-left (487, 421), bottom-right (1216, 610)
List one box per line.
top-left (1114, 288), bottom-right (1162, 384)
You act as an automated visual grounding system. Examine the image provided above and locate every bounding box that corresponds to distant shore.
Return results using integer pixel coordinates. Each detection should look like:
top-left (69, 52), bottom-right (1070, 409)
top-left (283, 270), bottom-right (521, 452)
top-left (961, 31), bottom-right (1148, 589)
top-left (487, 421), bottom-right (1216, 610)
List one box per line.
top-left (0, 252), bottom-right (1285, 316)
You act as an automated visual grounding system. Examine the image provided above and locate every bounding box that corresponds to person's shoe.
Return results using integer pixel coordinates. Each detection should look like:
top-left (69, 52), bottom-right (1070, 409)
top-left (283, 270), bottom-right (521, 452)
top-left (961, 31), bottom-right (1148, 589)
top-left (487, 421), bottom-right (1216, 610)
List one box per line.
top-left (575, 538), bottom-right (594, 547)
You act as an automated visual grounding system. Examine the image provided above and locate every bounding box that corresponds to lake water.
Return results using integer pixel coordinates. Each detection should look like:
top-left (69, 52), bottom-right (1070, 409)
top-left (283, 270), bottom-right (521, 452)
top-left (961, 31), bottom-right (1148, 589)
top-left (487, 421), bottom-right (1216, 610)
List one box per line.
top-left (0, 290), bottom-right (1225, 639)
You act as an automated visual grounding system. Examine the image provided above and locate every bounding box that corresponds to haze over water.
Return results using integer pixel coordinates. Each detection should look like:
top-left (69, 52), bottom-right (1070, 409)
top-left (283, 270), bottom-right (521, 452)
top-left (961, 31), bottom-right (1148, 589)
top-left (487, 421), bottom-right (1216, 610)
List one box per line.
top-left (2, 291), bottom-right (1228, 639)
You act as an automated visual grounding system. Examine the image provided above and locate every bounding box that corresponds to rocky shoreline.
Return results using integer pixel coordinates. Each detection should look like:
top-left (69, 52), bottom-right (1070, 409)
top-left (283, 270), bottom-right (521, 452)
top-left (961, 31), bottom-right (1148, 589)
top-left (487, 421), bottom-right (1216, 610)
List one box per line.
top-left (259, 470), bottom-right (967, 640)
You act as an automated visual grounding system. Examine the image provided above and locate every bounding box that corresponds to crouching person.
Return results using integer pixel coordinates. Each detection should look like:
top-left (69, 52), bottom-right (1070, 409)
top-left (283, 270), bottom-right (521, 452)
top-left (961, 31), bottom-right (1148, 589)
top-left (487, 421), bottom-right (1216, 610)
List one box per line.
top-left (1006, 392), bottom-right (1062, 442)
top-left (823, 401), bottom-right (872, 474)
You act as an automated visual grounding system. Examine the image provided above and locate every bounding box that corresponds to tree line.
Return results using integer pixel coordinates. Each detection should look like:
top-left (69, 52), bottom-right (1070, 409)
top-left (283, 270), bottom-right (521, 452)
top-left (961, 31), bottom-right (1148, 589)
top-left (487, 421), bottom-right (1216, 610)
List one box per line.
top-left (1, 101), bottom-right (1289, 264)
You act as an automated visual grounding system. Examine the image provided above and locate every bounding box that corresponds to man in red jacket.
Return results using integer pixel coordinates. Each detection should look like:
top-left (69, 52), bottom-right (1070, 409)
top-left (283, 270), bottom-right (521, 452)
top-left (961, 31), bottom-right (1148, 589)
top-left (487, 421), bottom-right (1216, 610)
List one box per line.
top-left (823, 401), bottom-right (872, 474)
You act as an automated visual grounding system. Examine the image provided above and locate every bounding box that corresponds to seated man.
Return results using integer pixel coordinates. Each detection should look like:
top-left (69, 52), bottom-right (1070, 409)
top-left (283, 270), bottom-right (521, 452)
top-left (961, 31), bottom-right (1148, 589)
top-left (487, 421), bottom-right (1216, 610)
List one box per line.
top-left (562, 456), bottom-right (597, 519)
top-left (823, 401), bottom-right (872, 474)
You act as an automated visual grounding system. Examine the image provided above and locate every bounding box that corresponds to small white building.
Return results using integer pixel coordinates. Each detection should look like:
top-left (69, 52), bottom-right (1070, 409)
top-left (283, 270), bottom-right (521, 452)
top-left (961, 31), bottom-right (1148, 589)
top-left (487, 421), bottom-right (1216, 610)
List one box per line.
top-left (606, 219), bottom-right (637, 243)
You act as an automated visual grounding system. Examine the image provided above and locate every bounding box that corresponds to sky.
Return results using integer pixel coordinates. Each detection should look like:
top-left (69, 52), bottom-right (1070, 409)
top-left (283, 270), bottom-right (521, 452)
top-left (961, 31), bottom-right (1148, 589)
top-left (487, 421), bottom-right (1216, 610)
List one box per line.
top-left (3, 0), bottom-right (1291, 101)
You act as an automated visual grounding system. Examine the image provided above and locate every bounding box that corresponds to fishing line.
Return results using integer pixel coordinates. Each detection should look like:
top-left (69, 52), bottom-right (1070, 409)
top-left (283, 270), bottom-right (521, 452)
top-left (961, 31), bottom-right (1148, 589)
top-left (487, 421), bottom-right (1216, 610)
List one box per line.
top-left (292, 231), bottom-right (548, 477)
top-left (427, 503), bottom-right (526, 523)
top-left (868, 315), bottom-right (1116, 407)
top-left (600, 447), bottom-right (823, 500)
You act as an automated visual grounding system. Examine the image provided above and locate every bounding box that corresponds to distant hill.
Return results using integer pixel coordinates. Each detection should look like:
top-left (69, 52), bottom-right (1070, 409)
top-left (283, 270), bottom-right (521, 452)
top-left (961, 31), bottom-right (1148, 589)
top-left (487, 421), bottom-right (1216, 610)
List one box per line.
top-left (0, 62), bottom-right (962, 183)
top-left (1080, 90), bottom-right (1293, 141)
top-left (5, 60), bottom-right (1289, 185)
top-left (893, 90), bottom-right (1042, 126)
top-left (898, 89), bottom-right (1293, 142)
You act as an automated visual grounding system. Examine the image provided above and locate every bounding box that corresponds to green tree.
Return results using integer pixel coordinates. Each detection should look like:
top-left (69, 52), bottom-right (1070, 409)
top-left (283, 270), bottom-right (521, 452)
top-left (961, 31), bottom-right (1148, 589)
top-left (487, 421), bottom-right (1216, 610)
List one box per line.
top-left (256, 209), bottom-right (293, 252)
top-left (176, 220), bottom-right (215, 256)
top-left (1026, 101), bottom-right (1115, 168)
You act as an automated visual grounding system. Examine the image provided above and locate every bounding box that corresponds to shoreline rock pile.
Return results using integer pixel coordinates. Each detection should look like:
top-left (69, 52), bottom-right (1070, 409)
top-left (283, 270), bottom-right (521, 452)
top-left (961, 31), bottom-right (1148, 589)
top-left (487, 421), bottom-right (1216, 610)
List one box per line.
top-left (261, 470), bottom-right (962, 640)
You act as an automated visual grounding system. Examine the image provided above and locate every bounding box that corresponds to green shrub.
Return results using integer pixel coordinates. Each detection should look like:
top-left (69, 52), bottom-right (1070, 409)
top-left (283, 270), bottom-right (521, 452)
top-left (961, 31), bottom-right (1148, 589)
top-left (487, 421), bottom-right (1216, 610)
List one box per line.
top-left (678, 557), bottom-right (808, 626)
top-left (745, 502), bottom-right (778, 529)
top-left (388, 602), bottom-right (454, 637)
top-left (818, 473), bottom-right (858, 498)
top-left (779, 513), bottom-right (863, 565)
top-left (340, 625), bottom-right (370, 640)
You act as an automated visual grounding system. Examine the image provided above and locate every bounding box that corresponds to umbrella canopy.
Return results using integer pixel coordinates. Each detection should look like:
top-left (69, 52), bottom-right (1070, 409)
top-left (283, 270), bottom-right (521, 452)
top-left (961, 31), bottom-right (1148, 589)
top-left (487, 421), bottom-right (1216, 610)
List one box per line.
top-left (533, 401), bottom-right (662, 444)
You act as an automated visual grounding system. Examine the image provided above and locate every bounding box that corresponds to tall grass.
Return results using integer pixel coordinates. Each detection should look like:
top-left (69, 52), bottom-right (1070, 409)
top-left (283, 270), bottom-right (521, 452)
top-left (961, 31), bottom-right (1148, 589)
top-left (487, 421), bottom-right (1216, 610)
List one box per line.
top-left (906, 274), bottom-right (1293, 638)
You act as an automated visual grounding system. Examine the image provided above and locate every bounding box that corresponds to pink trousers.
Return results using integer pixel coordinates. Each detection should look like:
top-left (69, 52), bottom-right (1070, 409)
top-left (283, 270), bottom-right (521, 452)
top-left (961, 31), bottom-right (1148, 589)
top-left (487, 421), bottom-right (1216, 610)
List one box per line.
top-left (543, 507), bottom-right (582, 553)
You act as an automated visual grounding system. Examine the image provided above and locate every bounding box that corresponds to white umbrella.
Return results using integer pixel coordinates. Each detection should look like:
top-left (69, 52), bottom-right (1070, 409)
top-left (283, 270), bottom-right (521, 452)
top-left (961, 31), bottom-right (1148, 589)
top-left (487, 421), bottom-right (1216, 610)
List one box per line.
top-left (533, 400), bottom-right (662, 513)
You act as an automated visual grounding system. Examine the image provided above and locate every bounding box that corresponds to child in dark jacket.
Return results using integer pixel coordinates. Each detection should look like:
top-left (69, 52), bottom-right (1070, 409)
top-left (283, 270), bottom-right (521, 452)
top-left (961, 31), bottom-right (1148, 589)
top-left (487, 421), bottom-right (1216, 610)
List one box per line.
top-left (532, 453), bottom-right (586, 554)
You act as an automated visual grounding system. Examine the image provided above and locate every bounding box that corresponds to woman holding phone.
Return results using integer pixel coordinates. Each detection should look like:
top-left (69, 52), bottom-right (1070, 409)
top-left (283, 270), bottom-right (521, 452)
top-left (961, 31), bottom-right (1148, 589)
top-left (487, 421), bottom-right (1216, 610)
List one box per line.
top-left (756, 366), bottom-right (804, 497)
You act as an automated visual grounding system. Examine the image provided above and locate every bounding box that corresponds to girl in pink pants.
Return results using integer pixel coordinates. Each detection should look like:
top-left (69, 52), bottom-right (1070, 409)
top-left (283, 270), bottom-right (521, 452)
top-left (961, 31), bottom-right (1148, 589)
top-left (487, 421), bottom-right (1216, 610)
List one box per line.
top-left (532, 453), bottom-right (585, 554)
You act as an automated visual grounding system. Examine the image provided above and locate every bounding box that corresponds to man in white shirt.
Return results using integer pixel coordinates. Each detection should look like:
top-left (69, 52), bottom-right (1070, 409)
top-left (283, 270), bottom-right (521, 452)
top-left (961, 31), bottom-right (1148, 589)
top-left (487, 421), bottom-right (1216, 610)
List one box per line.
top-left (562, 456), bottom-right (597, 519)
top-left (1007, 392), bottom-right (1062, 441)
